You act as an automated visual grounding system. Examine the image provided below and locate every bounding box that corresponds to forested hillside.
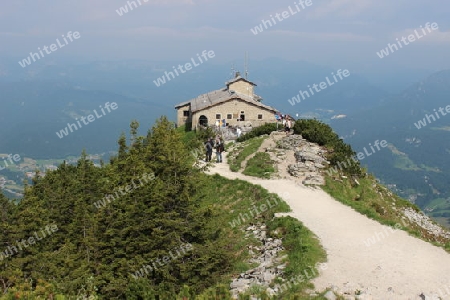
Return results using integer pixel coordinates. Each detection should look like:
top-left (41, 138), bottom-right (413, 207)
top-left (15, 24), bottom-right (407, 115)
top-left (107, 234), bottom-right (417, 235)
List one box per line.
top-left (0, 117), bottom-right (325, 299)
top-left (0, 117), bottom-right (229, 298)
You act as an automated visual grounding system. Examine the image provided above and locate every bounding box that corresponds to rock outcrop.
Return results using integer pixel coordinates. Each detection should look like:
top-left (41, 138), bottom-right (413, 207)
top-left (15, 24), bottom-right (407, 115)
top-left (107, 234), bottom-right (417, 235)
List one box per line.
top-left (403, 207), bottom-right (450, 240)
top-left (277, 135), bottom-right (328, 185)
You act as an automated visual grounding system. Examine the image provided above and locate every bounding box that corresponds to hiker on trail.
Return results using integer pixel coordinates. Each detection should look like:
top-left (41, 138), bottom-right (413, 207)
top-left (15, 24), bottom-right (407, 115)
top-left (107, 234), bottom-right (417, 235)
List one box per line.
top-left (205, 138), bottom-right (213, 162)
top-left (214, 137), bottom-right (224, 163)
top-left (285, 117), bottom-right (292, 135)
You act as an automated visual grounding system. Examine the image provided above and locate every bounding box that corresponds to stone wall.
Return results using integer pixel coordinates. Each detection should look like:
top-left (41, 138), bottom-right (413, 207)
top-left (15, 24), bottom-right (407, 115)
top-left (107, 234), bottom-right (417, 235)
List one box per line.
top-left (191, 98), bottom-right (276, 128)
top-left (176, 104), bottom-right (191, 127)
top-left (228, 80), bottom-right (254, 96)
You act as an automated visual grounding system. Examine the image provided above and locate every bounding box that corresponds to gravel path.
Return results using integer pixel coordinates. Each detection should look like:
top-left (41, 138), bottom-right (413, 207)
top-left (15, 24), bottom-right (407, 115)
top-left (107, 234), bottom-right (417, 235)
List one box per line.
top-left (208, 150), bottom-right (450, 300)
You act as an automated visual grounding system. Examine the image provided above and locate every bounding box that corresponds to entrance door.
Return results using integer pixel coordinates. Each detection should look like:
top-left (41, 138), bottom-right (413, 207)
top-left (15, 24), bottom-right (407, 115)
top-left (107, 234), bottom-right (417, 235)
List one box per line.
top-left (199, 115), bottom-right (208, 126)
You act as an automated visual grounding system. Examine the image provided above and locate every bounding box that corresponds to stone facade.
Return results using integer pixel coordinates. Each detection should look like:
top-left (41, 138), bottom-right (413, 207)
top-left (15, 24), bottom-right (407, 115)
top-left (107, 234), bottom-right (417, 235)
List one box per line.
top-left (175, 74), bottom-right (278, 129)
top-left (227, 80), bottom-right (254, 97)
top-left (176, 103), bottom-right (191, 127)
top-left (191, 98), bottom-right (276, 128)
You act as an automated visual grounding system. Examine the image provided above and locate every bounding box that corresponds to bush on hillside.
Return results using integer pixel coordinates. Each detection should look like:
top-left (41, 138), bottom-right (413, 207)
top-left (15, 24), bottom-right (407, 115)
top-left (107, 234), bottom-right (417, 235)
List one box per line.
top-left (293, 119), bottom-right (363, 176)
top-left (196, 126), bottom-right (215, 142)
top-left (328, 140), bottom-right (363, 176)
top-left (236, 123), bottom-right (278, 142)
top-left (292, 119), bottom-right (337, 146)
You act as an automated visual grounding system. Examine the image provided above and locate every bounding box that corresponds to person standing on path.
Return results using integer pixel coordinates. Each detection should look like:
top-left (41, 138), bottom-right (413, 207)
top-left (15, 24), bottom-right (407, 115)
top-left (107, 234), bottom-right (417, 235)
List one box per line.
top-left (285, 117), bottom-right (292, 135)
top-left (214, 137), bottom-right (224, 163)
top-left (205, 138), bottom-right (213, 162)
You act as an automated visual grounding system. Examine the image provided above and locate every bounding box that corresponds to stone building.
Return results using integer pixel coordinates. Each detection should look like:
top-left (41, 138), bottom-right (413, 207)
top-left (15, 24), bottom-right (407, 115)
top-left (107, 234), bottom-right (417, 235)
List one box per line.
top-left (175, 72), bottom-right (278, 129)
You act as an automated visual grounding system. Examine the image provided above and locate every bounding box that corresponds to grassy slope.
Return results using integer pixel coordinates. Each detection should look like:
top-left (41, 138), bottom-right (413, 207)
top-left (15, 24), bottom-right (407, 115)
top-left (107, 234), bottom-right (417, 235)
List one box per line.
top-left (228, 137), bottom-right (265, 172)
top-left (172, 129), bottom-right (329, 299)
top-left (193, 173), bottom-right (328, 299)
top-left (226, 123), bottom-right (450, 298)
top-left (243, 152), bottom-right (276, 179)
top-left (322, 173), bottom-right (450, 252)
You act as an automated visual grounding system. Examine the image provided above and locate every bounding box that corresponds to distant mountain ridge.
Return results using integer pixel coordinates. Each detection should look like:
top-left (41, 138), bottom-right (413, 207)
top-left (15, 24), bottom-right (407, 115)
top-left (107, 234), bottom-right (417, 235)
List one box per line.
top-left (331, 69), bottom-right (450, 225)
top-left (0, 81), bottom-right (166, 158)
top-left (0, 58), bottom-right (393, 159)
top-left (1, 59), bottom-right (448, 223)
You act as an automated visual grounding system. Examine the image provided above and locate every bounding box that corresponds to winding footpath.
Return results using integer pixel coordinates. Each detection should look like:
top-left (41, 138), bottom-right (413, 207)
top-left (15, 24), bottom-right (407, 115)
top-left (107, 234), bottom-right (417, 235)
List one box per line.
top-left (208, 147), bottom-right (450, 300)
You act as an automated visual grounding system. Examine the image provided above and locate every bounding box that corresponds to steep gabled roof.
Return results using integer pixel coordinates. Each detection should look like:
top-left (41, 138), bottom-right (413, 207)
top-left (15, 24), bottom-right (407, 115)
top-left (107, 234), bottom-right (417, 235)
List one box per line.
top-left (174, 100), bottom-right (191, 109)
top-left (175, 88), bottom-right (276, 113)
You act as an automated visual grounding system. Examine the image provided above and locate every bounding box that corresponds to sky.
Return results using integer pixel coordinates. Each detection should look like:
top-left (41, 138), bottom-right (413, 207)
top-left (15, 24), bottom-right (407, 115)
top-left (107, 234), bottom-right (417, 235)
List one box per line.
top-left (1, 0), bottom-right (450, 73)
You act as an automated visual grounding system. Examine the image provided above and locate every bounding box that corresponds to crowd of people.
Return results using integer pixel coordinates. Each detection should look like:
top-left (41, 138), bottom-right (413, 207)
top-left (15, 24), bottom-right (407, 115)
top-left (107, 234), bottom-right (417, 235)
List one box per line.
top-left (275, 113), bottom-right (294, 135)
top-left (204, 114), bottom-right (294, 163)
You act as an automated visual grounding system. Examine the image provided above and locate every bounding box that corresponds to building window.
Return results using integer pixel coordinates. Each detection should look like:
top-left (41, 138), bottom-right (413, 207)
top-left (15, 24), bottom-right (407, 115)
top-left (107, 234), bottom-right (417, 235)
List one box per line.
top-left (215, 114), bottom-right (221, 120)
top-left (240, 111), bottom-right (245, 114)
top-left (183, 110), bottom-right (189, 117)
top-left (227, 114), bottom-right (232, 120)
top-left (258, 114), bottom-right (263, 120)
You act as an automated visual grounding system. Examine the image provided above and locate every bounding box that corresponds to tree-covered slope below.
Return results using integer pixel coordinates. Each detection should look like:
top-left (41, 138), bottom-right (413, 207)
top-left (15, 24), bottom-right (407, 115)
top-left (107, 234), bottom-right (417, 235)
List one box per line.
top-left (0, 118), bottom-right (326, 299)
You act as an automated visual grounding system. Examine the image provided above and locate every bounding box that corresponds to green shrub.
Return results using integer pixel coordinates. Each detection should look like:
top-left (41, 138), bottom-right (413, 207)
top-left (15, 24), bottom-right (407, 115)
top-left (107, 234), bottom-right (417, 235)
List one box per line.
top-left (328, 139), bottom-right (363, 176)
top-left (292, 119), bottom-right (337, 147)
top-left (196, 126), bottom-right (215, 142)
top-left (293, 119), bottom-right (363, 176)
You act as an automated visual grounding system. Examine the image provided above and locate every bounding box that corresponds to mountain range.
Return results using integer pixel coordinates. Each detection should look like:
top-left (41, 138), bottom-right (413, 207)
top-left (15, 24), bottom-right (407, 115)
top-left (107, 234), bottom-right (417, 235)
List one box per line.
top-left (0, 57), bottom-right (449, 224)
top-left (331, 70), bottom-right (450, 226)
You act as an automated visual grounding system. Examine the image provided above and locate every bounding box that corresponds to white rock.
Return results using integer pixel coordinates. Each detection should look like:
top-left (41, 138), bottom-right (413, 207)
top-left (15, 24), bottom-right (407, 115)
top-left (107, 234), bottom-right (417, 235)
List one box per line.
top-left (324, 290), bottom-right (337, 300)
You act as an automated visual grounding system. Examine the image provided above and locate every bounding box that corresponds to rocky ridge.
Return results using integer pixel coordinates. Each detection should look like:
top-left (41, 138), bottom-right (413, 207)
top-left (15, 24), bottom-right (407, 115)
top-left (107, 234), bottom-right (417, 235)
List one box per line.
top-left (226, 132), bottom-right (450, 300)
top-left (403, 207), bottom-right (450, 240)
top-left (229, 224), bottom-right (286, 298)
top-left (277, 134), bottom-right (328, 185)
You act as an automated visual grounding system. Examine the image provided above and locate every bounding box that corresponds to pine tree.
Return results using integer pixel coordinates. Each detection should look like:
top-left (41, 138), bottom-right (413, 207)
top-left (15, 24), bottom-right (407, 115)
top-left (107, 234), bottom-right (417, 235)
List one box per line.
top-left (0, 192), bottom-right (16, 293)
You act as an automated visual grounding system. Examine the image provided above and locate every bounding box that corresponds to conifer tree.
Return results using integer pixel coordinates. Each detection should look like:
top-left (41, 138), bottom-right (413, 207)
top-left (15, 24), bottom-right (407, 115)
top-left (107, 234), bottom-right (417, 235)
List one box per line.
top-left (0, 117), bottom-right (235, 298)
top-left (0, 193), bottom-right (16, 292)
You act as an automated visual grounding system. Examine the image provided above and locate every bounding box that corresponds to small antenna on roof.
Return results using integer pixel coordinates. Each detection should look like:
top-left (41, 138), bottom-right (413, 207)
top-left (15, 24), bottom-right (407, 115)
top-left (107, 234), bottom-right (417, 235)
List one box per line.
top-left (230, 63), bottom-right (235, 80)
top-left (244, 52), bottom-right (249, 79)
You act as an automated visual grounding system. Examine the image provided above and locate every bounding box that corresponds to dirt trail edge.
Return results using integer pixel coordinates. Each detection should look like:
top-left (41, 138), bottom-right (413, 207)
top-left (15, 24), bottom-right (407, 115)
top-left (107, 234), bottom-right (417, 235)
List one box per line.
top-left (208, 150), bottom-right (450, 300)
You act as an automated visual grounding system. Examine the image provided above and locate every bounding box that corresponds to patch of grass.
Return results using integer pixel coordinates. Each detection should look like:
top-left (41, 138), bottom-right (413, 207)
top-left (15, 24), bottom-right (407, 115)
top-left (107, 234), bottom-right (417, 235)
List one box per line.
top-left (267, 217), bottom-right (327, 299)
top-left (446, 242), bottom-right (450, 252)
top-left (194, 173), bottom-right (327, 299)
top-left (176, 129), bottom-right (327, 298)
top-left (176, 125), bottom-right (197, 145)
top-left (196, 174), bottom-right (290, 277)
top-left (228, 137), bottom-right (265, 172)
top-left (323, 174), bottom-right (409, 224)
top-left (243, 152), bottom-right (276, 179)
